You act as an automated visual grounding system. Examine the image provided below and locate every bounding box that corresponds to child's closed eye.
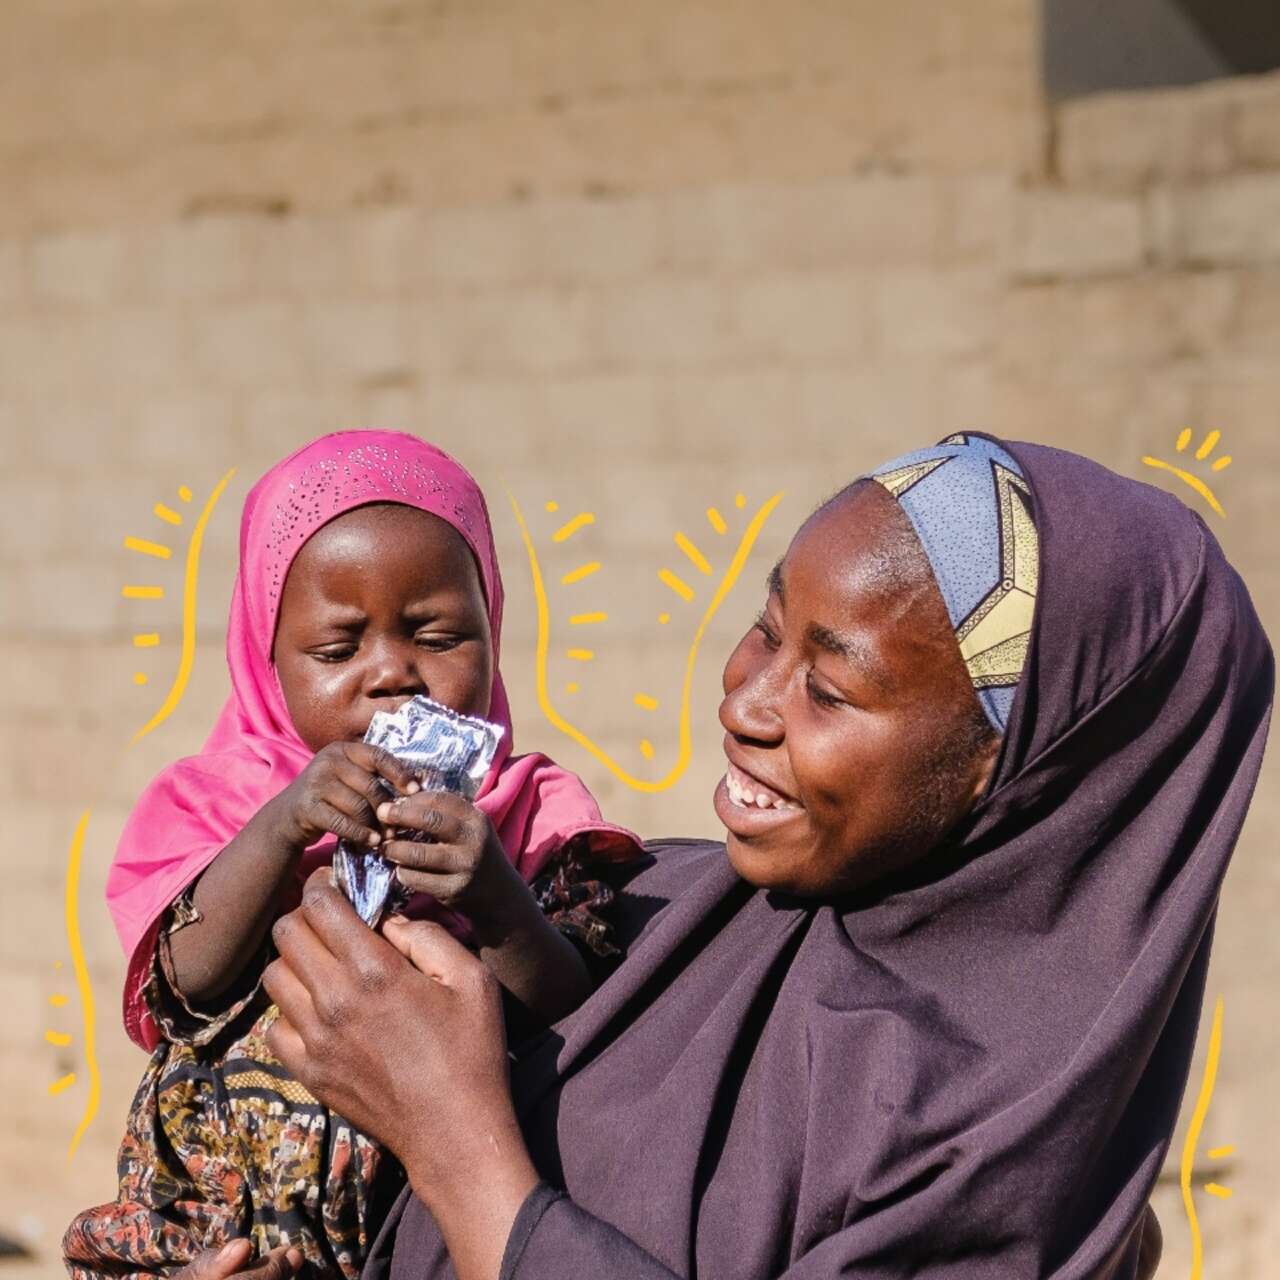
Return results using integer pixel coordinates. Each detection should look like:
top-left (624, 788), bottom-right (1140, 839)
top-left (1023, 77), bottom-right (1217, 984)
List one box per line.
top-left (309, 645), bottom-right (357, 663)
top-left (414, 631), bottom-right (467, 652)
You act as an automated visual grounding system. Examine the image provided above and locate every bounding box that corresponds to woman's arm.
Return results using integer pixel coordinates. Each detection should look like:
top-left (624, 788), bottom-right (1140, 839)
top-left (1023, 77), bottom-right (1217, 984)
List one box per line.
top-left (265, 875), bottom-right (1163, 1280)
top-left (262, 874), bottom-right (539, 1280)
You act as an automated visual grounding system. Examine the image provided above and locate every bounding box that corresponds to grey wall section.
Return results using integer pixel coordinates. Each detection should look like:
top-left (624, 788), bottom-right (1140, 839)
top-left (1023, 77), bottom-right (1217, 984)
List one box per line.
top-left (1043, 0), bottom-right (1280, 98)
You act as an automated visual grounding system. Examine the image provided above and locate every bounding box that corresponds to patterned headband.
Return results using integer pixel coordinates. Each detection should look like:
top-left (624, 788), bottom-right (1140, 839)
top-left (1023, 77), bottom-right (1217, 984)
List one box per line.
top-left (869, 433), bottom-right (1039, 734)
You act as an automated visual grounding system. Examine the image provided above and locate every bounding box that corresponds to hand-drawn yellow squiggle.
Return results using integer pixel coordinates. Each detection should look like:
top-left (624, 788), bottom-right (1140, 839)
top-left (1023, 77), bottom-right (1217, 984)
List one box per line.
top-left (1141, 457), bottom-right (1226, 519)
top-left (1180, 995), bottom-right (1225, 1280)
top-left (64, 809), bottom-right (99, 1161)
top-left (511, 491), bottom-right (784, 793)
top-left (132, 468), bottom-right (237, 744)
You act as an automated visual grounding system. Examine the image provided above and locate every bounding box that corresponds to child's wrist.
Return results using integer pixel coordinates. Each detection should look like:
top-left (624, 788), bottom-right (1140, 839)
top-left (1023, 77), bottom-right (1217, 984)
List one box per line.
top-left (259, 792), bottom-right (309, 856)
top-left (467, 879), bottom-right (546, 950)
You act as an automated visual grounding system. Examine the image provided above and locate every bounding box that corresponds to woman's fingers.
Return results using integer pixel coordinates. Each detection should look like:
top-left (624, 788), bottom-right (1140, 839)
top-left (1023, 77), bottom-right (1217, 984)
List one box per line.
top-left (263, 1010), bottom-right (308, 1079)
top-left (296, 867), bottom-right (404, 978)
top-left (262, 956), bottom-right (317, 1038)
top-left (381, 915), bottom-right (476, 984)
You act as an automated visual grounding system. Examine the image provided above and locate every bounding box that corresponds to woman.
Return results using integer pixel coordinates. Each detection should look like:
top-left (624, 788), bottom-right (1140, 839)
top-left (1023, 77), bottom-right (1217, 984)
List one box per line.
top-left (182, 434), bottom-right (1271, 1280)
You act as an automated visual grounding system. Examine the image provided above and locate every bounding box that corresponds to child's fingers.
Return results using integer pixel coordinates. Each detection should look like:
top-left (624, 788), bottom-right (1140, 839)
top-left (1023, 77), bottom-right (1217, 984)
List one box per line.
top-left (346, 742), bottom-right (420, 795)
top-left (194, 1239), bottom-right (252, 1280)
top-left (374, 791), bottom-right (474, 842)
top-left (391, 865), bottom-right (468, 902)
top-left (325, 752), bottom-right (394, 814)
top-left (238, 1247), bottom-right (305, 1280)
top-left (380, 838), bottom-right (473, 876)
top-left (313, 798), bottom-right (381, 847)
top-left (326, 765), bottom-right (390, 829)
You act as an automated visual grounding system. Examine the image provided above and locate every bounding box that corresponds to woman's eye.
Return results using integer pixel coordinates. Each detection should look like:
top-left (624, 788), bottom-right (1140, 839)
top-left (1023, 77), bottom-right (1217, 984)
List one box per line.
top-left (753, 612), bottom-right (781, 650)
top-left (806, 673), bottom-right (844, 709)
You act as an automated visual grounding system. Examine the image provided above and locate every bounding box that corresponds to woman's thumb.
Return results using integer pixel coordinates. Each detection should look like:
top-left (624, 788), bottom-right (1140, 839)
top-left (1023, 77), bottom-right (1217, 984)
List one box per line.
top-left (381, 916), bottom-right (453, 979)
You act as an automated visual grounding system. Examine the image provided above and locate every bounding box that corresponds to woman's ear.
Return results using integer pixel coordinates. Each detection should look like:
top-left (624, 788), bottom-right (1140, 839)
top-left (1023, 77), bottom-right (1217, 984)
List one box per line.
top-left (968, 728), bottom-right (1002, 806)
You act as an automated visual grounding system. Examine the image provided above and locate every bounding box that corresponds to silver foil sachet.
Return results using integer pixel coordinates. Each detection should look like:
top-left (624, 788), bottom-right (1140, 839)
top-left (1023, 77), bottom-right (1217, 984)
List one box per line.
top-left (332, 695), bottom-right (502, 927)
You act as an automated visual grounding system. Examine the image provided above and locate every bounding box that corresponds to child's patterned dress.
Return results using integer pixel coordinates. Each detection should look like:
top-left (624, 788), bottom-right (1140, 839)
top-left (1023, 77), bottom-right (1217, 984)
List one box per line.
top-left (63, 835), bottom-right (621, 1280)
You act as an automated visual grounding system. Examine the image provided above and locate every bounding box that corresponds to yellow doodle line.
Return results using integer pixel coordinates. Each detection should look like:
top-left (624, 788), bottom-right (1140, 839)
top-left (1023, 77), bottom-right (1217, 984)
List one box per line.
top-left (62, 809), bottom-right (99, 1161)
top-left (511, 490), bottom-right (784, 793)
top-left (1180, 995), bottom-right (1225, 1280)
top-left (131, 468), bottom-right (236, 744)
top-left (1141, 457), bottom-right (1225, 519)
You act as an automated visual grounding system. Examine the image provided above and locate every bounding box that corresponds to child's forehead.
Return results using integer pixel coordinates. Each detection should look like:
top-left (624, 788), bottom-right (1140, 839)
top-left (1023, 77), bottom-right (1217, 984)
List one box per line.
top-left (256, 442), bottom-right (484, 611)
top-left (272, 505), bottom-right (490, 629)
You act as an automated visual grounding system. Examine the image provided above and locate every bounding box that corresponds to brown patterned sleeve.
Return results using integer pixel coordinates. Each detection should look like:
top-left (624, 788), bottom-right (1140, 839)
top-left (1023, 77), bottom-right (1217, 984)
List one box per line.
top-left (144, 886), bottom-right (272, 1046)
top-left (530, 832), bottom-right (624, 963)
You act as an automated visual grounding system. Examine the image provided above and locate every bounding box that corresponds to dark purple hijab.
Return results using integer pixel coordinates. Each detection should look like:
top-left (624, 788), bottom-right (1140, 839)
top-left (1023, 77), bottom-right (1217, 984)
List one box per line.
top-left (366, 440), bottom-right (1272, 1279)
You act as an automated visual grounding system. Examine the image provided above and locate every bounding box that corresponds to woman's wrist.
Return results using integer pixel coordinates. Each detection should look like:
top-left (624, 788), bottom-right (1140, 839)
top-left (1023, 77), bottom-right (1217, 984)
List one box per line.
top-left (403, 1116), bottom-right (541, 1280)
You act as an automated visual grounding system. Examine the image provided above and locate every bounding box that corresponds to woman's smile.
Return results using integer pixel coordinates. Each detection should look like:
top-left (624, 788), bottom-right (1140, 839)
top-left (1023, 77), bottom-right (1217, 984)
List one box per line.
top-left (713, 752), bottom-right (806, 838)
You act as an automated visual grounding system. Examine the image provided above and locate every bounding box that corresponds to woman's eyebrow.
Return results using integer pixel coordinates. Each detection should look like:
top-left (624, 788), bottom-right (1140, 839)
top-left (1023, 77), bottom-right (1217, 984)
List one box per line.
top-left (805, 622), bottom-right (893, 692)
top-left (767, 561), bottom-right (785, 602)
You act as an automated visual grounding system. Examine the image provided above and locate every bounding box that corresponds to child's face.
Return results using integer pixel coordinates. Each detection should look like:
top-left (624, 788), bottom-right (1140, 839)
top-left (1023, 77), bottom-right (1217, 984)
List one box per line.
top-left (272, 503), bottom-right (494, 752)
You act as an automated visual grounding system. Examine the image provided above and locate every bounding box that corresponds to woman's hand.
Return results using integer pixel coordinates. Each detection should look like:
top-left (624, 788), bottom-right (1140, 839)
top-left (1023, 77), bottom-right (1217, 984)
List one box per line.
top-left (375, 791), bottom-right (530, 941)
top-left (172, 1240), bottom-right (302, 1280)
top-left (263, 870), bottom-right (538, 1280)
top-left (263, 871), bottom-right (513, 1158)
top-left (269, 742), bottom-right (420, 852)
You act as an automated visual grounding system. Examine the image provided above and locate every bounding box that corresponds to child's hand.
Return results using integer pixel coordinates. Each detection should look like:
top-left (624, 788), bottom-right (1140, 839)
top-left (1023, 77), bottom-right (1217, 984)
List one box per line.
top-left (270, 742), bottom-right (420, 852)
top-left (375, 791), bottom-right (527, 936)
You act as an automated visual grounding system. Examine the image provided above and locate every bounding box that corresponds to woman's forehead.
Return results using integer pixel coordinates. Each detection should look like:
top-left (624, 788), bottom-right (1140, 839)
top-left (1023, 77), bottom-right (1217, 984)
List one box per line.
top-left (785, 486), bottom-right (930, 601)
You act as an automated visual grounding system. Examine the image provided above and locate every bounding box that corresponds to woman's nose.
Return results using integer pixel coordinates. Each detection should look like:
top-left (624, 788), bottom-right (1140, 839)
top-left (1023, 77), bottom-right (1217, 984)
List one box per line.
top-left (719, 650), bottom-right (784, 744)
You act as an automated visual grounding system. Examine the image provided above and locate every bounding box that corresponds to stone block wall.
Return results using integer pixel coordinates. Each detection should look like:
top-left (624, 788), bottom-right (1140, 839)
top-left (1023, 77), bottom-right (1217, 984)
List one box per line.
top-left (0, 2), bottom-right (1276, 1274)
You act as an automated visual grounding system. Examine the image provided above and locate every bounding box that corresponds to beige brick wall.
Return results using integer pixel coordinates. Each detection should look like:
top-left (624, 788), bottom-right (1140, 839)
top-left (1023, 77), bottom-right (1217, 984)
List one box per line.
top-left (1, 2), bottom-right (1277, 1275)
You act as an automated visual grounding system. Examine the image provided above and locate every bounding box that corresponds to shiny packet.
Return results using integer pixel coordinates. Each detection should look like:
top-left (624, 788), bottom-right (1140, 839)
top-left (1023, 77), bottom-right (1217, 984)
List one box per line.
top-left (332, 695), bottom-right (502, 927)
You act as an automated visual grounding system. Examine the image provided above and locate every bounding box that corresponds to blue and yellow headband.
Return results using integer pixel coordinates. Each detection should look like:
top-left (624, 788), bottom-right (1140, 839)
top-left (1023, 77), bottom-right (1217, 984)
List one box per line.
top-left (869, 434), bottom-right (1039, 735)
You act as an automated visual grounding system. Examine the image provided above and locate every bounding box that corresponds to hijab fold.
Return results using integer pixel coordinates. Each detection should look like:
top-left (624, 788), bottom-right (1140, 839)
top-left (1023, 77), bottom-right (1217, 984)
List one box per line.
top-left (107, 431), bottom-right (638, 1051)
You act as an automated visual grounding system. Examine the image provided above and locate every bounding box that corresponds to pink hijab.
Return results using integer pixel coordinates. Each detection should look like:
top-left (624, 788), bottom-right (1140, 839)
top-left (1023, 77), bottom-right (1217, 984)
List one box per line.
top-left (108, 431), bottom-right (639, 1050)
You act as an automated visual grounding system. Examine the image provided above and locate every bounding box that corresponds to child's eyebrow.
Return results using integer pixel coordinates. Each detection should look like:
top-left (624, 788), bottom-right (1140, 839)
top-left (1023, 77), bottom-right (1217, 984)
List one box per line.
top-left (310, 605), bottom-right (367, 627)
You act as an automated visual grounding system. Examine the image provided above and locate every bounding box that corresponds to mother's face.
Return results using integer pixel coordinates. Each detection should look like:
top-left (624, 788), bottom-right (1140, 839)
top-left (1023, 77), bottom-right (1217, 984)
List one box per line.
top-left (716, 482), bottom-right (999, 897)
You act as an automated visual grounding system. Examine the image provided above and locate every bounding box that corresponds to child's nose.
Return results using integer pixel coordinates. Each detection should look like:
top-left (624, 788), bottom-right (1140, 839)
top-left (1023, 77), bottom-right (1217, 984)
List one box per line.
top-left (364, 640), bottom-right (427, 698)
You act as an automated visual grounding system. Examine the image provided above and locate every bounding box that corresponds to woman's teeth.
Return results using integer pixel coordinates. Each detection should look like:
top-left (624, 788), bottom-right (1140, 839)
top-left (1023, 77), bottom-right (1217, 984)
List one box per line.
top-left (725, 765), bottom-right (800, 811)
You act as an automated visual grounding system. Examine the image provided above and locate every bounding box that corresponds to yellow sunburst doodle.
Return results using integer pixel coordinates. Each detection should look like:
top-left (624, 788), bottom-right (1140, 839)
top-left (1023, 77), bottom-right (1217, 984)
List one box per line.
top-left (125, 469), bottom-right (237, 743)
top-left (55, 467), bottom-right (239, 1162)
top-left (1180, 996), bottom-right (1235, 1280)
top-left (1142, 429), bottom-right (1232, 519)
top-left (512, 489), bottom-right (784, 793)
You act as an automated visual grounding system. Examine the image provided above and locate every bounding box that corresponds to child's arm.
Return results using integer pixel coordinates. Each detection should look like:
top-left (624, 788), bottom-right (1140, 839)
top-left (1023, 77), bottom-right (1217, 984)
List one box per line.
top-left (167, 742), bottom-right (417, 1005)
top-left (375, 792), bottom-right (595, 1024)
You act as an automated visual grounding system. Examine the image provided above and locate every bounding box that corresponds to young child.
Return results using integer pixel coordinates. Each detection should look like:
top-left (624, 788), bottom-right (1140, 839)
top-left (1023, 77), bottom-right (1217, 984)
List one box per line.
top-left (64, 431), bottom-right (640, 1280)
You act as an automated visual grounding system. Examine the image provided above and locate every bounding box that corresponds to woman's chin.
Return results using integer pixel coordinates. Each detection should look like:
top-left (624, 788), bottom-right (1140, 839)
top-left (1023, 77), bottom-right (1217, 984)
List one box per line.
top-left (715, 775), bottom-right (807, 889)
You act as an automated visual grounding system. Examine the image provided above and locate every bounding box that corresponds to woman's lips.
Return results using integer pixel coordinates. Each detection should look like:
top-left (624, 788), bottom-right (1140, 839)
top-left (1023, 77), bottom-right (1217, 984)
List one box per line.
top-left (724, 759), bottom-right (800, 810)
top-left (713, 757), bottom-right (803, 838)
